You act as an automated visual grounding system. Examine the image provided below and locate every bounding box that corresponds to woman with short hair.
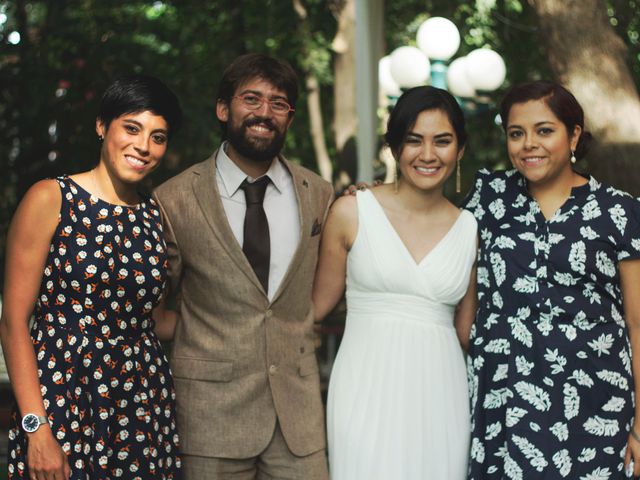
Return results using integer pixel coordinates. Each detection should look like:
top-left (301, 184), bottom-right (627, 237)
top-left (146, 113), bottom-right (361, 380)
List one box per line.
top-left (1, 75), bottom-right (182, 480)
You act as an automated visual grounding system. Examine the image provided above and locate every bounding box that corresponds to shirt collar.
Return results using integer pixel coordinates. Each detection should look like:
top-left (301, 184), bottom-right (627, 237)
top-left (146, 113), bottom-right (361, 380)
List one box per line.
top-left (510, 168), bottom-right (598, 197)
top-left (216, 141), bottom-right (288, 196)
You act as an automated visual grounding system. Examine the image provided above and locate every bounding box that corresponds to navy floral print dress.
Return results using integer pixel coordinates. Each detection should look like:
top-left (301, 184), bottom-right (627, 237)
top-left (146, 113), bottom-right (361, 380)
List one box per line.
top-left (463, 169), bottom-right (640, 479)
top-left (7, 177), bottom-right (180, 479)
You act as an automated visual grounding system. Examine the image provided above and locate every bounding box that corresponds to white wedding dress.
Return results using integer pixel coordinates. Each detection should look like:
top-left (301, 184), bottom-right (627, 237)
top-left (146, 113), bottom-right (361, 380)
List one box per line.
top-left (327, 190), bottom-right (477, 480)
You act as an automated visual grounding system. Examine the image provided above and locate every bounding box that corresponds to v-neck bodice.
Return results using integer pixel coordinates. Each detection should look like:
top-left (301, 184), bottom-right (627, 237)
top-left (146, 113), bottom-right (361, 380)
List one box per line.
top-left (346, 189), bottom-right (477, 311)
top-left (367, 190), bottom-right (467, 266)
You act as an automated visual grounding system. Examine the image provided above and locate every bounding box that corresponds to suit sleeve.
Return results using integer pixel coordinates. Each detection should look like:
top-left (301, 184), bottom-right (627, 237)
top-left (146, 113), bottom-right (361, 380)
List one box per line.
top-left (153, 190), bottom-right (184, 303)
top-left (320, 182), bottom-right (335, 233)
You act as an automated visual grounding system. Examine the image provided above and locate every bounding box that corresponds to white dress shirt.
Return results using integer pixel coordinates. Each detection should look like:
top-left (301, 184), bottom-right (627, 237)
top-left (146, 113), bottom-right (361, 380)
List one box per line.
top-left (216, 143), bottom-right (301, 300)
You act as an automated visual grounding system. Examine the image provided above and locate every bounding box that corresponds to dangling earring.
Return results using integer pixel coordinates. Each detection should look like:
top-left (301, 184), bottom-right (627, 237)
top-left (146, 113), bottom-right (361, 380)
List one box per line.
top-left (570, 150), bottom-right (576, 164)
top-left (98, 134), bottom-right (104, 142)
top-left (456, 157), bottom-right (461, 193)
top-left (393, 160), bottom-right (399, 193)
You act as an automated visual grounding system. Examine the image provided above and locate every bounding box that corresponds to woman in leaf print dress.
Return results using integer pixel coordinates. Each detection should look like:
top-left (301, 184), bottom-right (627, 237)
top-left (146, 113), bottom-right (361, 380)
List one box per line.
top-left (0, 75), bottom-right (182, 480)
top-left (462, 81), bottom-right (640, 479)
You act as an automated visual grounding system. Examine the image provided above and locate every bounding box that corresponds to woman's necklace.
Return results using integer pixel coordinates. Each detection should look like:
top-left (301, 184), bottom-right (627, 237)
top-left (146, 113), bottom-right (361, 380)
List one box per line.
top-left (91, 168), bottom-right (139, 206)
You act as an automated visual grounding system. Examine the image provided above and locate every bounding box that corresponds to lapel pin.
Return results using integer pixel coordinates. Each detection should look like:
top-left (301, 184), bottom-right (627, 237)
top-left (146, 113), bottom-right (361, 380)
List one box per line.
top-left (302, 179), bottom-right (309, 188)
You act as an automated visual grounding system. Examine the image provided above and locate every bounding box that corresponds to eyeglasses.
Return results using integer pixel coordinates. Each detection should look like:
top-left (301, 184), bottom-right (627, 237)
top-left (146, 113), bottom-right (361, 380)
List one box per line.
top-left (233, 93), bottom-right (295, 115)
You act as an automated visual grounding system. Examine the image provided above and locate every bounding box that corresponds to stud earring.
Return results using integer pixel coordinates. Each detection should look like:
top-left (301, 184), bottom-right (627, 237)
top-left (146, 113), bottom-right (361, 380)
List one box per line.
top-left (570, 150), bottom-right (576, 164)
top-left (456, 158), bottom-right (461, 193)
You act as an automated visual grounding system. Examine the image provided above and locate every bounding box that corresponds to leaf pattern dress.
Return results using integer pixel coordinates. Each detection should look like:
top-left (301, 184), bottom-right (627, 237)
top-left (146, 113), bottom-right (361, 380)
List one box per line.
top-left (7, 177), bottom-right (181, 480)
top-left (463, 169), bottom-right (640, 480)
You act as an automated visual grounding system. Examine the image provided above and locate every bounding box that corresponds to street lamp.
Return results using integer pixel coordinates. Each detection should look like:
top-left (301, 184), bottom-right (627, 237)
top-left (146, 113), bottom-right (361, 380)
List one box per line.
top-left (379, 16), bottom-right (506, 105)
top-left (417, 17), bottom-right (460, 89)
top-left (377, 16), bottom-right (506, 184)
top-left (463, 48), bottom-right (507, 92)
top-left (389, 46), bottom-right (430, 89)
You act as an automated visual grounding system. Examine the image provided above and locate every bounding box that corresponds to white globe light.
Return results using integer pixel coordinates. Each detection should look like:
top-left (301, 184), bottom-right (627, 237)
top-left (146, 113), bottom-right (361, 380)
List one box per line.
top-left (417, 17), bottom-right (460, 61)
top-left (7, 31), bottom-right (21, 45)
top-left (447, 57), bottom-right (476, 98)
top-left (465, 48), bottom-right (507, 92)
top-left (378, 56), bottom-right (402, 97)
top-left (389, 46), bottom-right (430, 89)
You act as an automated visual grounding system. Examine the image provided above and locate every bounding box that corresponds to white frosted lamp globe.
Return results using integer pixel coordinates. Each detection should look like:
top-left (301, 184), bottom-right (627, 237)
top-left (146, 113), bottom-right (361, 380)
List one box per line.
top-left (379, 56), bottom-right (402, 97)
top-left (8, 31), bottom-right (21, 45)
top-left (389, 46), bottom-right (430, 88)
top-left (447, 57), bottom-right (476, 98)
top-left (465, 48), bottom-right (506, 92)
top-left (417, 17), bottom-right (460, 61)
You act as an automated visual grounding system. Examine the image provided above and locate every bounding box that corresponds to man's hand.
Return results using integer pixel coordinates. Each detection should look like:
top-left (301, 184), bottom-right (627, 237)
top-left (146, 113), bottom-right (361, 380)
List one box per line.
top-left (341, 180), bottom-right (382, 196)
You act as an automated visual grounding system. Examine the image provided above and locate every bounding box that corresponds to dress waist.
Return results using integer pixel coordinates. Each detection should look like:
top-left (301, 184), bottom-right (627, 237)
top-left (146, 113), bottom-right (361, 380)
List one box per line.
top-left (33, 317), bottom-right (155, 343)
top-left (346, 291), bottom-right (455, 328)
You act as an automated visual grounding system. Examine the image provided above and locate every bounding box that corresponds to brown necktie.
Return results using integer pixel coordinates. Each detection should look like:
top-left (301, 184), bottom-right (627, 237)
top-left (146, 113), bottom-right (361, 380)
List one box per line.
top-left (241, 176), bottom-right (270, 293)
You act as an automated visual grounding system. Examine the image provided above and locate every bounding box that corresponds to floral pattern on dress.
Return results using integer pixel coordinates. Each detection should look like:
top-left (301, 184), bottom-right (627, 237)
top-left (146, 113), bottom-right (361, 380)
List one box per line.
top-left (463, 169), bottom-right (640, 480)
top-left (7, 177), bottom-right (181, 480)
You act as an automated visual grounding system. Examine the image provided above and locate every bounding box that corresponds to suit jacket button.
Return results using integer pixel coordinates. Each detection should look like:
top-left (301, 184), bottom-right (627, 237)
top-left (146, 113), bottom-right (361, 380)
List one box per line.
top-left (269, 364), bottom-right (278, 375)
top-left (265, 309), bottom-right (273, 318)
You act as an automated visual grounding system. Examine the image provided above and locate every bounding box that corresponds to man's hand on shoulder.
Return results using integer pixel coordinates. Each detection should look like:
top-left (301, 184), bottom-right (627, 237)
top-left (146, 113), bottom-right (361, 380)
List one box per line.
top-left (342, 180), bottom-right (383, 196)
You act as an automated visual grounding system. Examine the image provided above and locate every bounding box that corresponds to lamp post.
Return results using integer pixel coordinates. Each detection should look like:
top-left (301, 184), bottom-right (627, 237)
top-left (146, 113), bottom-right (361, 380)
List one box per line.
top-left (379, 17), bottom-right (506, 108)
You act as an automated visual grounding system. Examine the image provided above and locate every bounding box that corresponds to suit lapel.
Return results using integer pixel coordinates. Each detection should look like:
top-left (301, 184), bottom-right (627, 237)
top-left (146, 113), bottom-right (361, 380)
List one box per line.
top-left (271, 160), bottom-right (312, 304)
top-left (191, 151), bottom-right (266, 293)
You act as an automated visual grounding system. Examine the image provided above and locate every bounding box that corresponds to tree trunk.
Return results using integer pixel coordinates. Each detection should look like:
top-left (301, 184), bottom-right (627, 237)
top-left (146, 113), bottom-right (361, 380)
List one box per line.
top-left (331, 0), bottom-right (358, 188)
top-left (305, 75), bottom-right (333, 181)
top-left (292, 0), bottom-right (333, 182)
top-left (530, 0), bottom-right (640, 195)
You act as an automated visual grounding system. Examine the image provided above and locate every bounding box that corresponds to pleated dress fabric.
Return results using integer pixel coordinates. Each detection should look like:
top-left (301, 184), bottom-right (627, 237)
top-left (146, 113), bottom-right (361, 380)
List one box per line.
top-left (327, 190), bottom-right (477, 480)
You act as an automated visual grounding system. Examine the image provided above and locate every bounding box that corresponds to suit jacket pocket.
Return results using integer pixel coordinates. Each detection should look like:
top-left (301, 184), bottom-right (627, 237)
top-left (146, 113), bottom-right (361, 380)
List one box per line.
top-left (298, 354), bottom-right (319, 377)
top-left (171, 356), bottom-right (234, 382)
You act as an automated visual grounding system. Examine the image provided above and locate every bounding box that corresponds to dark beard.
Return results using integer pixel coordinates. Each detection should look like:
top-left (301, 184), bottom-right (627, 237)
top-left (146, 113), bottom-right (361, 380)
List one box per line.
top-left (226, 117), bottom-right (286, 163)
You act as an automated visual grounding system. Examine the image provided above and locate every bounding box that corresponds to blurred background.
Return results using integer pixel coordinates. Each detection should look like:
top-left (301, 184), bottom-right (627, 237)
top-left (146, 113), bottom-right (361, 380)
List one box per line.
top-left (0, 0), bottom-right (639, 475)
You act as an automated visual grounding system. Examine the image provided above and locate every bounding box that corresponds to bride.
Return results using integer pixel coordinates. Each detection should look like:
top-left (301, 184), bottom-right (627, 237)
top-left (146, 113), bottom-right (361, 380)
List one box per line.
top-left (312, 86), bottom-right (477, 479)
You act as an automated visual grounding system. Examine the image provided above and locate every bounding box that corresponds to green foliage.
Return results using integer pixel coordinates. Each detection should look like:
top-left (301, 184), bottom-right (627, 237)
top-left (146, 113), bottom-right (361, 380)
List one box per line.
top-left (0, 0), bottom-right (339, 286)
top-left (383, 0), bottom-right (548, 182)
top-left (608, 0), bottom-right (640, 89)
top-left (0, 0), bottom-right (639, 286)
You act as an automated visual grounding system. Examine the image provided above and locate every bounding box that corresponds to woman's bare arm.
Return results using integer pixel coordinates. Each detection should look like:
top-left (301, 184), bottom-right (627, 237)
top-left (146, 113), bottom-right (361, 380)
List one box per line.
top-left (0, 179), bottom-right (70, 479)
top-left (312, 195), bottom-right (358, 321)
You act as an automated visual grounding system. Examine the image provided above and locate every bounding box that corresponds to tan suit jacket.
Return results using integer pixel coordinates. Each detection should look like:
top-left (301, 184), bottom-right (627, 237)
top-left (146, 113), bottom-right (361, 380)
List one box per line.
top-left (153, 151), bottom-right (333, 459)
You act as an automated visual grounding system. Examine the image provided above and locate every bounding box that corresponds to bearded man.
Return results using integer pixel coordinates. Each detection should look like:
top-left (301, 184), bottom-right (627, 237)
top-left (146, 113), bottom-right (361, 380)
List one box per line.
top-left (153, 54), bottom-right (333, 480)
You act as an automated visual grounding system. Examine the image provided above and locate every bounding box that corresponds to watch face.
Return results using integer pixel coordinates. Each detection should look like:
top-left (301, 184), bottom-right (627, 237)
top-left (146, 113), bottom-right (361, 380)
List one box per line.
top-left (22, 414), bottom-right (40, 433)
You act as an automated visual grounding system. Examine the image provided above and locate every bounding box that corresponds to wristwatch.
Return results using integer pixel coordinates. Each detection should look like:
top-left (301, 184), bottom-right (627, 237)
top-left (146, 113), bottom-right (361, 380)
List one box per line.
top-left (21, 413), bottom-right (48, 433)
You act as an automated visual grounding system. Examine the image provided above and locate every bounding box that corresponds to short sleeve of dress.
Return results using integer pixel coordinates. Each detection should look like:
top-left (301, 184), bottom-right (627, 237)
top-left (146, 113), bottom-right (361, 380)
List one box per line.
top-left (618, 196), bottom-right (640, 262)
top-left (460, 168), bottom-right (492, 221)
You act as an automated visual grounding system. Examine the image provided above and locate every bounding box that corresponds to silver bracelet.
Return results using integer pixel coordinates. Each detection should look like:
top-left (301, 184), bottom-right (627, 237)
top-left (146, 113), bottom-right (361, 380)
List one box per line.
top-left (631, 428), bottom-right (640, 443)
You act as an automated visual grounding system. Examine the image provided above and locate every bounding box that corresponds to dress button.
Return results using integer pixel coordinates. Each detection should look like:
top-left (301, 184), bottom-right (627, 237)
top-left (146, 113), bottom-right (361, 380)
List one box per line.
top-left (269, 364), bottom-right (278, 375)
top-left (265, 309), bottom-right (273, 318)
